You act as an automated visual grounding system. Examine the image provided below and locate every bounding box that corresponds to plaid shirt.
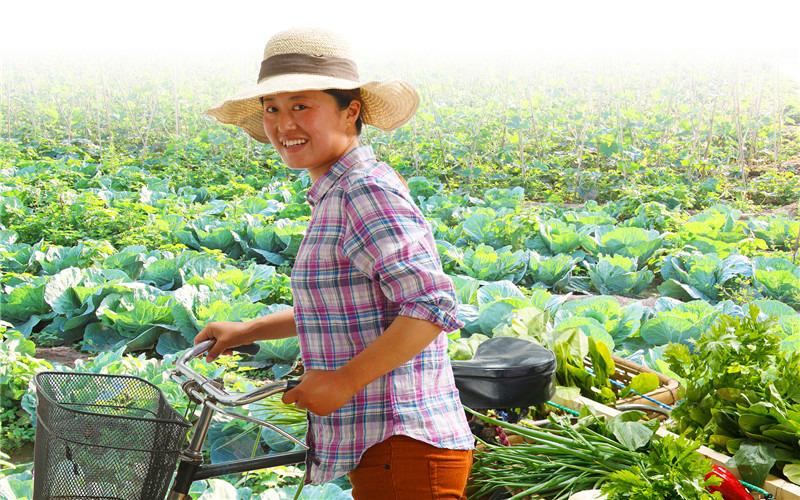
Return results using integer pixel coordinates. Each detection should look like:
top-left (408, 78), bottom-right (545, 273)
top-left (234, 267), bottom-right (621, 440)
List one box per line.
top-left (290, 145), bottom-right (473, 484)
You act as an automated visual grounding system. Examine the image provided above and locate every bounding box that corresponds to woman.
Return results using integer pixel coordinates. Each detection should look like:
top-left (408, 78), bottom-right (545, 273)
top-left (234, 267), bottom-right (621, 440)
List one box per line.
top-left (194, 28), bottom-right (474, 499)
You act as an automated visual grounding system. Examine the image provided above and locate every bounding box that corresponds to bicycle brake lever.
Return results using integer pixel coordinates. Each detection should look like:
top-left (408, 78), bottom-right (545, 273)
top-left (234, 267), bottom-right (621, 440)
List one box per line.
top-left (230, 343), bottom-right (260, 356)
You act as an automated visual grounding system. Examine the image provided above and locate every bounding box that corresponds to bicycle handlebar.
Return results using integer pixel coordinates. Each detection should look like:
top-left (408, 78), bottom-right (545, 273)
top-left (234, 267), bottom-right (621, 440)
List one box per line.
top-left (174, 339), bottom-right (296, 406)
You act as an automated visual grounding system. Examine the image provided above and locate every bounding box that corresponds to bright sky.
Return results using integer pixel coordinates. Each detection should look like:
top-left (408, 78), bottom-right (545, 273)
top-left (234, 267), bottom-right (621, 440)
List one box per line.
top-left (2, 0), bottom-right (799, 60)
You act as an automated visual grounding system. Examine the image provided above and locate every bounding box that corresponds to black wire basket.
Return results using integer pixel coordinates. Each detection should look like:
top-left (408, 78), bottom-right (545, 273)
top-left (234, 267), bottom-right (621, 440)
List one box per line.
top-left (33, 371), bottom-right (191, 500)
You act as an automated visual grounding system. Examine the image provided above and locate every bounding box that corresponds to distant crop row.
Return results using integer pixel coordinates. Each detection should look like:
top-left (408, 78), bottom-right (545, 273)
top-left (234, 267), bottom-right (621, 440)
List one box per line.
top-left (3, 56), bottom-right (799, 205)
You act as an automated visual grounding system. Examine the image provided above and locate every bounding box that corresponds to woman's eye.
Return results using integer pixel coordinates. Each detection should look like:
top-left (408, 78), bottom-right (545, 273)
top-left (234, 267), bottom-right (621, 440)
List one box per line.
top-left (265, 106), bottom-right (278, 113)
top-left (293, 104), bottom-right (307, 111)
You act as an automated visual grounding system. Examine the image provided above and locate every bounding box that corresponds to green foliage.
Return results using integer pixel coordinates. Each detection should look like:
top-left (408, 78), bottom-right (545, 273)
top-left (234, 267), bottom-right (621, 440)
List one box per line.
top-left (529, 219), bottom-right (593, 256)
top-left (658, 251), bottom-right (754, 302)
top-left (588, 254), bottom-right (654, 297)
top-left (640, 300), bottom-right (719, 346)
top-left (0, 242), bottom-right (293, 354)
top-left (0, 329), bottom-right (52, 452)
top-left (664, 306), bottom-right (800, 484)
top-left (441, 243), bottom-right (528, 283)
top-left (470, 409), bottom-right (716, 500)
top-left (494, 305), bottom-right (617, 404)
top-left (753, 257), bottom-right (800, 308)
top-left (243, 217), bottom-right (307, 266)
top-left (3, 56), bottom-right (800, 492)
top-left (0, 469), bottom-right (33, 499)
top-left (593, 226), bottom-right (664, 266)
top-left (749, 216), bottom-right (800, 251)
top-left (554, 295), bottom-right (645, 346)
top-left (457, 207), bottom-right (531, 249)
top-left (447, 333), bottom-right (490, 360)
top-left (602, 434), bottom-right (721, 499)
top-left (525, 251), bottom-right (579, 290)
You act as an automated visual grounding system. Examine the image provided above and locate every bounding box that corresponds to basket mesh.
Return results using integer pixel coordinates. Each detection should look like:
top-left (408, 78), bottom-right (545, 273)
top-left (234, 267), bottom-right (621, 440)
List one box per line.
top-left (33, 372), bottom-right (191, 500)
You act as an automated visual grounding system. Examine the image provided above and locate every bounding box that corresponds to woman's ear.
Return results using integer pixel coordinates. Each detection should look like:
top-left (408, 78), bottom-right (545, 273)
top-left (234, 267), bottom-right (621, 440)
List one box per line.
top-left (346, 99), bottom-right (362, 125)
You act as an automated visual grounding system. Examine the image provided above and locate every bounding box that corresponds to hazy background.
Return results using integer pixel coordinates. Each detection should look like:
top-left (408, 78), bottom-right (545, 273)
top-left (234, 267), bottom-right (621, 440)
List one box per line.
top-left (3, 0), bottom-right (799, 62)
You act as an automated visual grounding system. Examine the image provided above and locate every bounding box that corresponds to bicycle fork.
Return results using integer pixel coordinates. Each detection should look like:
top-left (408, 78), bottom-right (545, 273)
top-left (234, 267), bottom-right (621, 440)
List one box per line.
top-left (166, 400), bottom-right (216, 500)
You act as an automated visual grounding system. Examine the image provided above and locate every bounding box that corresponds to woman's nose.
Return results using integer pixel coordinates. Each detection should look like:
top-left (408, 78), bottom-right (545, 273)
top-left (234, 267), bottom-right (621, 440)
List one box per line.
top-left (278, 112), bottom-right (296, 132)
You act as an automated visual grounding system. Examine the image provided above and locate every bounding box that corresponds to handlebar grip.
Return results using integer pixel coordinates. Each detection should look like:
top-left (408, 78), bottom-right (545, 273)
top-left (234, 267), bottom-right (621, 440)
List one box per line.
top-left (176, 341), bottom-right (297, 406)
top-left (286, 379), bottom-right (300, 391)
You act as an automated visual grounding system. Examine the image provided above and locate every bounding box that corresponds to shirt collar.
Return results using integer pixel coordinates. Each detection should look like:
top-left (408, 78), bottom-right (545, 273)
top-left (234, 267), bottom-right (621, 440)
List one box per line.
top-left (306, 145), bottom-right (376, 208)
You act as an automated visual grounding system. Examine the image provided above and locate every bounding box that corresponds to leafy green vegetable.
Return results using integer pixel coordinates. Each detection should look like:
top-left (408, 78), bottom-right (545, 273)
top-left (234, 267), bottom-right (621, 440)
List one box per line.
top-left (592, 226), bottom-right (664, 267)
top-left (469, 409), bottom-right (716, 500)
top-left (451, 274), bottom-right (481, 306)
top-left (554, 295), bottom-right (644, 346)
top-left (459, 244), bottom-right (529, 283)
top-left (730, 441), bottom-right (776, 486)
top-left (174, 215), bottom-right (246, 259)
top-left (0, 470), bottom-right (33, 500)
top-left (664, 306), bottom-right (800, 485)
top-left (619, 373), bottom-right (660, 399)
top-left (601, 434), bottom-right (721, 499)
top-left (676, 207), bottom-right (750, 257)
top-left (748, 216), bottom-right (800, 251)
top-left (588, 254), bottom-right (654, 297)
top-left (0, 330), bottom-right (52, 452)
top-left (526, 251), bottom-right (579, 291)
top-left (658, 251), bottom-right (753, 302)
top-left (529, 218), bottom-right (593, 256)
top-left (459, 207), bottom-right (527, 249)
top-left (753, 257), bottom-right (800, 308)
top-left (447, 333), bottom-right (490, 360)
top-left (244, 217), bottom-right (307, 266)
top-left (495, 305), bottom-right (617, 403)
top-left (639, 300), bottom-right (718, 346)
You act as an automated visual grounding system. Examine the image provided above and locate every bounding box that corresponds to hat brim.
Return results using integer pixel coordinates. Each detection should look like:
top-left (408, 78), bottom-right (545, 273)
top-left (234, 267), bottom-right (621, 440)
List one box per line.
top-left (205, 74), bottom-right (419, 143)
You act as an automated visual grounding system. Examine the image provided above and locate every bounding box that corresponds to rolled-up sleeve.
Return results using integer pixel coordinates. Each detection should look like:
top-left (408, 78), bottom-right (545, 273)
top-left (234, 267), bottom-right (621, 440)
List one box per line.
top-left (341, 178), bottom-right (465, 333)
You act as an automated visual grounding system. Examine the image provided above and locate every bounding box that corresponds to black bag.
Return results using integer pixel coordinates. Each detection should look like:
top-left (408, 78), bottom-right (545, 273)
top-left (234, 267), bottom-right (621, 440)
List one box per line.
top-left (451, 337), bottom-right (556, 409)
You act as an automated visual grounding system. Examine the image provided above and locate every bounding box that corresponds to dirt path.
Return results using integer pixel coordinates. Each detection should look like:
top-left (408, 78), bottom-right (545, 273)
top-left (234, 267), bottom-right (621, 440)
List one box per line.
top-left (34, 346), bottom-right (92, 368)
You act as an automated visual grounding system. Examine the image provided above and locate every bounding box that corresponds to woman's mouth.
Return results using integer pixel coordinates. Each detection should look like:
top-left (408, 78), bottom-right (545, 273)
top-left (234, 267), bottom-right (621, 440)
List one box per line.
top-left (281, 138), bottom-right (308, 153)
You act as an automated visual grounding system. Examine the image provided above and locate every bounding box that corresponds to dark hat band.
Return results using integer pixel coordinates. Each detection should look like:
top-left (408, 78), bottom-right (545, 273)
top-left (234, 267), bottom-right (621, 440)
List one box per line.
top-left (258, 53), bottom-right (359, 82)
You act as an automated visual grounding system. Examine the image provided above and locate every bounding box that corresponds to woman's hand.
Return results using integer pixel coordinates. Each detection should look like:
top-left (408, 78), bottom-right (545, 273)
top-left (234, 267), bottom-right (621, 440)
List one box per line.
top-left (282, 369), bottom-right (358, 416)
top-left (193, 321), bottom-right (252, 362)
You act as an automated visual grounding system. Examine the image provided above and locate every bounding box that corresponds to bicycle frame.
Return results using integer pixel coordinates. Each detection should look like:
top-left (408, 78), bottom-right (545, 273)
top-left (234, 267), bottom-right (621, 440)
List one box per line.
top-left (165, 402), bottom-right (306, 499)
top-left (165, 341), bottom-right (306, 500)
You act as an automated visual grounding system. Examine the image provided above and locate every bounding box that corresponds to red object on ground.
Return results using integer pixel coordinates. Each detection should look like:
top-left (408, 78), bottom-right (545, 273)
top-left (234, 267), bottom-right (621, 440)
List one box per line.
top-left (705, 464), bottom-right (752, 500)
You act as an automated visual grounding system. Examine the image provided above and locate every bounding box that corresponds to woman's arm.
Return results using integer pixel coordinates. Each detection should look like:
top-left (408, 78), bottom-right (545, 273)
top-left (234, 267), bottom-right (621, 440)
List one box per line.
top-left (282, 314), bottom-right (440, 416)
top-left (195, 307), bottom-right (298, 362)
top-left (242, 307), bottom-right (298, 342)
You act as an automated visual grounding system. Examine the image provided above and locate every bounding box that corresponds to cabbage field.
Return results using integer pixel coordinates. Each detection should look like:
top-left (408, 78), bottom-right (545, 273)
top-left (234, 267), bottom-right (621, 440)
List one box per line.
top-left (1, 54), bottom-right (800, 498)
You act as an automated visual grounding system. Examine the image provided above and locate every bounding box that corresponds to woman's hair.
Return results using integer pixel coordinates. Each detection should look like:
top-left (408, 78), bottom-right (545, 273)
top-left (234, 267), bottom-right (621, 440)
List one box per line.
top-left (323, 88), bottom-right (363, 135)
top-left (325, 88), bottom-right (409, 188)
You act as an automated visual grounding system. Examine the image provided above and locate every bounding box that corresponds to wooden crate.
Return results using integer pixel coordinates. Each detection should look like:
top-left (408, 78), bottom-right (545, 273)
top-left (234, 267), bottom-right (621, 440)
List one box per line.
top-left (610, 355), bottom-right (680, 407)
top-left (581, 354), bottom-right (680, 408)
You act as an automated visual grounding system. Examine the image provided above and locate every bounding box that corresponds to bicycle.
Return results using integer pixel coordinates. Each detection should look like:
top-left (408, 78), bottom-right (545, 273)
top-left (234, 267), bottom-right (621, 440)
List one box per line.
top-left (32, 339), bottom-right (306, 500)
top-left (32, 335), bottom-right (560, 499)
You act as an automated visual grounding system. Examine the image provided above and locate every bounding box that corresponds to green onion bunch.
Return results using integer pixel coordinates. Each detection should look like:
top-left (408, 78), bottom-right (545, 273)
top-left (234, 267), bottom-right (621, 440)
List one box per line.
top-left (467, 408), bottom-right (718, 500)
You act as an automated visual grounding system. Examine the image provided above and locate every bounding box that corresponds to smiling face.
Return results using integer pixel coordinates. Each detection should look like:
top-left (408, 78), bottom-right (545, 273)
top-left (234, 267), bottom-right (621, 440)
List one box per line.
top-left (261, 90), bottom-right (361, 182)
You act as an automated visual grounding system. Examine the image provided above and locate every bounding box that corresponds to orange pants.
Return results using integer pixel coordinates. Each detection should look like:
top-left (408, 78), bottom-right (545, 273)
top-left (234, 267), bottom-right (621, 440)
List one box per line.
top-left (348, 435), bottom-right (473, 499)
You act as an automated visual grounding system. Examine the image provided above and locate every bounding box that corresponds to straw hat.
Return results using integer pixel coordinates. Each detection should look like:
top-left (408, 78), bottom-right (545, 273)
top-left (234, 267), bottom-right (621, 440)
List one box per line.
top-left (205, 28), bottom-right (420, 143)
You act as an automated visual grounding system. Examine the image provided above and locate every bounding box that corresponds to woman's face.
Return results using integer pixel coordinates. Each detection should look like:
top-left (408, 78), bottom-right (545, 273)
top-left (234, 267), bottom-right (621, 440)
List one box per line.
top-left (261, 90), bottom-right (360, 180)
